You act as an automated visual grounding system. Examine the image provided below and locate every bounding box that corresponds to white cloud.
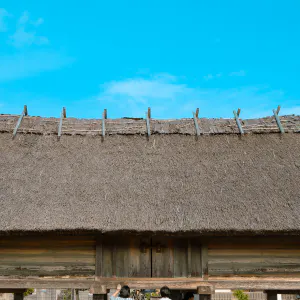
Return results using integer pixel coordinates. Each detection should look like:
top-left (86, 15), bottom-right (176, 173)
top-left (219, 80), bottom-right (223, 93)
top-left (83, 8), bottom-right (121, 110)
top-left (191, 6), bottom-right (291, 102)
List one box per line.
top-left (0, 8), bottom-right (10, 32)
top-left (204, 70), bottom-right (246, 81)
top-left (9, 11), bottom-right (48, 48)
top-left (0, 51), bottom-right (74, 82)
top-left (96, 73), bottom-right (298, 119)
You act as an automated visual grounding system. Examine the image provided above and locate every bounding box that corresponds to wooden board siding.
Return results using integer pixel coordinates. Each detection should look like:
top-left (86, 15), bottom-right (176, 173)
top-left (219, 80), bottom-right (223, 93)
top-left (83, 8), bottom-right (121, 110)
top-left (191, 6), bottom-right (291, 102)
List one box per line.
top-left (152, 237), bottom-right (201, 278)
top-left (99, 236), bottom-right (151, 277)
top-left (207, 238), bottom-right (300, 276)
top-left (0, 236), bottom-right (95, 277)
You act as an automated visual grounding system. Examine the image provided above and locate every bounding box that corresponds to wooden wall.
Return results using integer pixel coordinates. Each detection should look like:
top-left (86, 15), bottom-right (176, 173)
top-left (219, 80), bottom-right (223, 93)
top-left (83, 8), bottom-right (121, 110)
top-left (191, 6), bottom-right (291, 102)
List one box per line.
top-left (97, 236), bottom-right (202, 278)
top-left (98, 236), bottom-right (151, 277)
top-left (152, 237), bottom-right (202, 278)
top-left (0, 236), bottom-right (95, 277)
top-left (207, 237), bottom-right (300, 276)
top-left (1, 235), bottom-right (300, 279)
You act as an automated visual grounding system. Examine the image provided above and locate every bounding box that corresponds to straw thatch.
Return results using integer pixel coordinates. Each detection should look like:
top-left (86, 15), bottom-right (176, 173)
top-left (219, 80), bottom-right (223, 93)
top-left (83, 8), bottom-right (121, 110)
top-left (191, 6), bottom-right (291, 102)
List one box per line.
top-left (1, 114), bottom-right (300, 136)
top-left (0, 118), bottom-right (300, 234)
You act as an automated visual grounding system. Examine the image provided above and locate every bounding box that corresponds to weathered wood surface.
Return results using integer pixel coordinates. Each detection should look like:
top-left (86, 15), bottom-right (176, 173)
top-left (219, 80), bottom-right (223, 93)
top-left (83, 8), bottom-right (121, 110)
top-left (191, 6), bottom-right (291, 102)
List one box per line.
top-left (1, 277), bottom-right (300, 290)
top-left (1, 115), bottom-right (299, 136)
top-left (100, 236), bottom-right (151, 277)
top-left (0, 236), bottom-right (95, 276)
top-left (151, 237), bottom-right (201, 278)
top-left (207, 238), bottom-right (300, 276)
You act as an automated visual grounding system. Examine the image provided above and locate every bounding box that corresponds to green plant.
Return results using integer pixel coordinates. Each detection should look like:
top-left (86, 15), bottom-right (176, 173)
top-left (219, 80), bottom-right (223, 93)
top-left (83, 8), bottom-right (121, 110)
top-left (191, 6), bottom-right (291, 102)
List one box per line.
top-left (23, 288), bottom-right (35, 297)
top-left (233, 290), bottom-right (249, 300)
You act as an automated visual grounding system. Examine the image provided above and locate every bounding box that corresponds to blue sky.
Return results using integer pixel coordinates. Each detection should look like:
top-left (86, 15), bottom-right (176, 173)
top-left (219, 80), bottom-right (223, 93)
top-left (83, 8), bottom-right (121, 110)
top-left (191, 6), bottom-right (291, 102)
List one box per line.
top-left (0, 0), bottom-right (299, 119)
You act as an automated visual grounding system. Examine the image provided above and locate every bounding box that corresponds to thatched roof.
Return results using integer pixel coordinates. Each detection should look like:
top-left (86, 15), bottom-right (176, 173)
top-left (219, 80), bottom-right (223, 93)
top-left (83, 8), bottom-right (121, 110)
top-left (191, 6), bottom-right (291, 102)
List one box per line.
top-left (0, 114), bottom-right (300, 235)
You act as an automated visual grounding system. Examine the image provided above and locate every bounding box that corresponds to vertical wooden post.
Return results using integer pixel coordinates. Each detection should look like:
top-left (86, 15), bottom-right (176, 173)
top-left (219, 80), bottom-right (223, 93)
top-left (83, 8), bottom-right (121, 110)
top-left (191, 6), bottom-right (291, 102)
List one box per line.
top-left (95, 236), bottom-right (103, 277)
top-left (273, 105), bottom-right (284, 133)
top-left (12, 105), bottom-right (28, 139)
top-left (187, 239), bottom-right (192, 277)
top-left (193, 112), bottom-right (201, 136)
top-left (201, 244), bottom-right (208, 279)
top-left (266, 292), bottom-right (277, 300)
top-left (58, 107), bottom-right (66, 138)
top-left (102, 109), bottom-right (107, 138)
top-left (197, 285), bottom-right (214, 300)
top-left (71, 289), bottom-right (75, 300)
top-left (233, 108), bottom-right (244, 134)
top-left (14, 293), bottom-right (24, 300)
top-left (146, 108), bottom-right (151, 137)
top-left (75, 290), bottom-right (80, 300)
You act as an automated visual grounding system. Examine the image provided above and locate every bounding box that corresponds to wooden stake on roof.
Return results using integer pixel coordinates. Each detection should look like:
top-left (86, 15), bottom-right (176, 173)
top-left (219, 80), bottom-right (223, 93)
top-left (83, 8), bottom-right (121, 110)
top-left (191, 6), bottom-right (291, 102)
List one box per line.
top-left (146, 108), bottom-right (151, 137)
top-left (233, 108), bottom-right (244, 135)
top-left (147, 107), bottom-right (151, 119)
top-left (102, 109), bottom-right (107, 137)
top-left (273, 105), bottom-right (284, 133)
top-left (58, 107), bottom-right (66, 139)
top-left (193, 110), bottom-right (201, 136)
top-left (12, 105), bottom-right (28, 139)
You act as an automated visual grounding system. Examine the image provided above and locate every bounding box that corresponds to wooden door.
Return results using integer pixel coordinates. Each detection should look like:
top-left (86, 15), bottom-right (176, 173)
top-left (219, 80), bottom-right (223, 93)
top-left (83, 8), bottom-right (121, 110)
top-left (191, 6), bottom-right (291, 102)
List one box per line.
top-left (98, 236), bottom-right (151, 277)
top-left (151, 237), bottom-right (202, 278)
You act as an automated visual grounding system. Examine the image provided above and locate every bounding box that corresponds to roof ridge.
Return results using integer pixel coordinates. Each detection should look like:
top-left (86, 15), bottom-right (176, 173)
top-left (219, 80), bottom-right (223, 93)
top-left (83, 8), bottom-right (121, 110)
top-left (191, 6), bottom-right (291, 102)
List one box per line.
top-left (1, 113), bottom-right (300, 137)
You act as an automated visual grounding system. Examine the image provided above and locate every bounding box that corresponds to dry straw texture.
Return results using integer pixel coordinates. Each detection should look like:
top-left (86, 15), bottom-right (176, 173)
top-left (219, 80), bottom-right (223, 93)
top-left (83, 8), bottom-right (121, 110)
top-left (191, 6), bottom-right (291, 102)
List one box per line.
top-left (0, 127), bottom-right (300, 234)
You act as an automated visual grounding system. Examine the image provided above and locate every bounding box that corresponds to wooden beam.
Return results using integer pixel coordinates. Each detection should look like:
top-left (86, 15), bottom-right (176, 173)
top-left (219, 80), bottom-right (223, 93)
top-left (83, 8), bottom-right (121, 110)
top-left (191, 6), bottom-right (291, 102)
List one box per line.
top-left (58, 107), bottom-right (66, 138)
top-left (197, 285), bottom-right (214, 294)
top-left (193, 112), bottom-right (201, 136)
top-left (233, 109), bottom-right (244, 134)
top-left (187, 239), bottom-right (192, 278)
top-left (12, 105), bottom-right (28, 139)
top-left (148, 107), bottom-right (151, 119)
top-left (95, 237), bottom-right (103, 277)
top-left (89, 285), bottom-right (107, 295)
top-left (273, 106), bottom-right (284, 133)
top-left (146, 111), bottom-right (151, 137)
top-left (0, 289), bottom-right (26, 293)
top-left (201, 244), bottom-right (208, 279)
top-left (1, 277), bottom-right (300, 291)
top-left (195, 108), bottom-right (199, 118)
top-left (266, 291), bottom-right (277, 300)
top-left (102, 110), bottom-right (106, 137)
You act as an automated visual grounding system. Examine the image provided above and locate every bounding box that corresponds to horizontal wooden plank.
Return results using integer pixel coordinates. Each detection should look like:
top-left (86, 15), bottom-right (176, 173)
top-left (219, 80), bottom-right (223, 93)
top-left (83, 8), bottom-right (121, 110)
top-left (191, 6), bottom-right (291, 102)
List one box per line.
top-left (0, 250), bottom-right (95, 256)
top-left (207, 237), bottom-right (300, 246)
top-left (209, 249), bottom-right (300, 256)
top-left (208, 243), bottom-right (300, 249)
top-left (0, 240), bottom-right (95, 245)
top-left (0, 266), bottom-right (95, 276)
top-left (209, 256), bottom-right (300, 264)
top-left (1, 277), bottom-right (300, 290)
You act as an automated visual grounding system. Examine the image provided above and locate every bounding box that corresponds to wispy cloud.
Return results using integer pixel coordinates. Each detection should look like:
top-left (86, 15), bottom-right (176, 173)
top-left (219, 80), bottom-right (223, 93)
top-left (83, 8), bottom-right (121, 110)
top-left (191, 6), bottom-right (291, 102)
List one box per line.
top-left (204, 70), bottom-right (246, 81)
top-left (0, 51), bottom-right (74, 82)
top-left (95, 73), bottom-right (298, 119)
top-left (0, 8), bottom-right (10, 32)
top-left (9, 11), bottom-right (48, 48)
